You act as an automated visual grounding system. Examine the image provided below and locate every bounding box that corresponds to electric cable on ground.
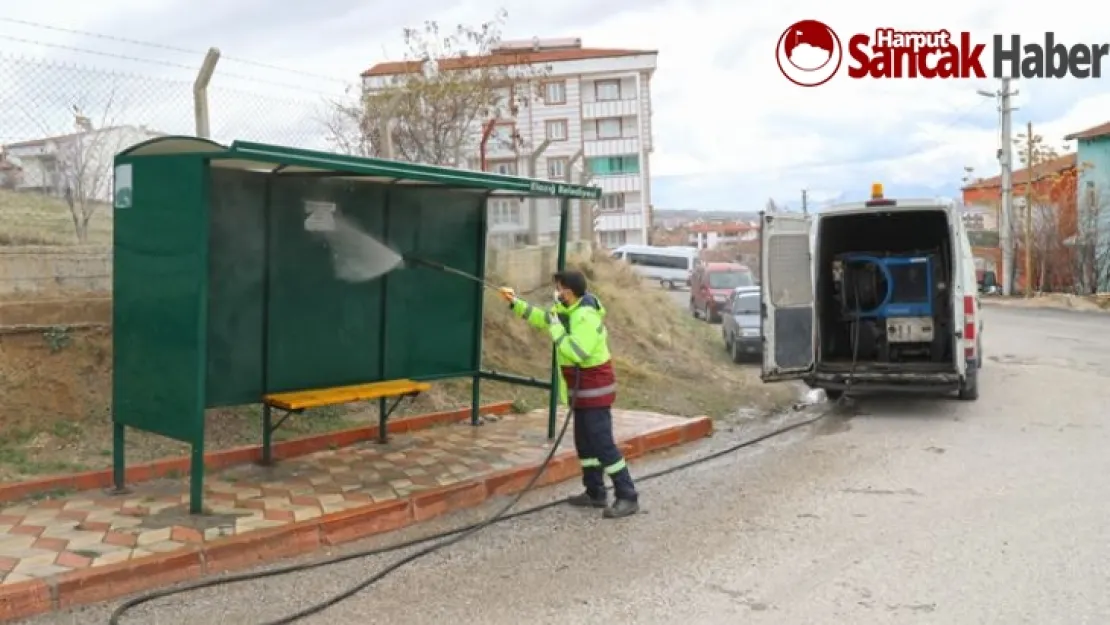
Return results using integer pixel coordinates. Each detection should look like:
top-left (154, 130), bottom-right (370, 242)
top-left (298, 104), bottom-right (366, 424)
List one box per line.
top-left (107, 395), bottom-right (827, 624)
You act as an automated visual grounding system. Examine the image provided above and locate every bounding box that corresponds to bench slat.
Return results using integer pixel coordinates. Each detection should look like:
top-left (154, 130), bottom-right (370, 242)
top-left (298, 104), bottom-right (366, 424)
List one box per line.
top-left (264, 379), bottom-right (431, 411)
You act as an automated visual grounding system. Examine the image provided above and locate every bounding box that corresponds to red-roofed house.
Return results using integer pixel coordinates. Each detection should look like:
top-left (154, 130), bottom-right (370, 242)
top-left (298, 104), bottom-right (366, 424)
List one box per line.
top-left (687, 221), bottom-right (758, 250)
top-left (961, 152), bottom-right (1080, 291)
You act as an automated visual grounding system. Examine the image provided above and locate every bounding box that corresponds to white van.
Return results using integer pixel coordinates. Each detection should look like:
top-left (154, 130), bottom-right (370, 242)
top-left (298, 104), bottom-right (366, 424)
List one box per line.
top-left (611, 245), bottom-right (699, 289)
top-left (759, 184), bottom-right (982, 401)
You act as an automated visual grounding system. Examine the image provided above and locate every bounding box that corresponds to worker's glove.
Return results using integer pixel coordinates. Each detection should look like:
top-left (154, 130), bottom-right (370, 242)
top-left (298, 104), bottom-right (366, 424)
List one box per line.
top-left (498, 287), bottom-right (516, 304)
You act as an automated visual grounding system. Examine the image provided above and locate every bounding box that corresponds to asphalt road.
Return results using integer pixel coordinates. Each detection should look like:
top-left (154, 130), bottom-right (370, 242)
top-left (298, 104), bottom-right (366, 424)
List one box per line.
top-left (27, 304), bottom-right (1110, 625)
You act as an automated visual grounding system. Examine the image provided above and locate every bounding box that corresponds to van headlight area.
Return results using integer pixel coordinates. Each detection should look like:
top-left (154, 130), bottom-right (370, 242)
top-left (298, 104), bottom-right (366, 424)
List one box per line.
top-left (713, 294), bottom-right (728, 303)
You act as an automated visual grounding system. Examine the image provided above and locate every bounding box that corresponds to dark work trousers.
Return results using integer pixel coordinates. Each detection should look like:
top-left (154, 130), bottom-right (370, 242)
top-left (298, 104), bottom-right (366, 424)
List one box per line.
top-left (573, 406), bottom-right (638, 502)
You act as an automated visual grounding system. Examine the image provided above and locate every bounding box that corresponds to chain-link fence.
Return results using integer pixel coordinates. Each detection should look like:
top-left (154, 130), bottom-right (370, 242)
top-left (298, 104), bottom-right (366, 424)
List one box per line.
top-left (0, 32), bottom-right (593, 322)
top-left (0, 43), bottom-right (358, 313)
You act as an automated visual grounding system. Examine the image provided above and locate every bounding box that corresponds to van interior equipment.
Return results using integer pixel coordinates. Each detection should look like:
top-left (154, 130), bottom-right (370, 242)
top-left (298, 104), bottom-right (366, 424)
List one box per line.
top-left (818, 186), bottom-right (954, 371)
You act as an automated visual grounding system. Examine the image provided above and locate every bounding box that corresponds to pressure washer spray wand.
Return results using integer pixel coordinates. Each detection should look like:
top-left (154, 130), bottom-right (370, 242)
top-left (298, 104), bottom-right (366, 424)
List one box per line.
top-left (402, 254), bottom-right (500, 291)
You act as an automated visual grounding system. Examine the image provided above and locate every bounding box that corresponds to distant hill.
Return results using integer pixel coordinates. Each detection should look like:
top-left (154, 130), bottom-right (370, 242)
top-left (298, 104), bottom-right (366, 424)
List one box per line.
top-left (654, 209), bottom-right (761, 222)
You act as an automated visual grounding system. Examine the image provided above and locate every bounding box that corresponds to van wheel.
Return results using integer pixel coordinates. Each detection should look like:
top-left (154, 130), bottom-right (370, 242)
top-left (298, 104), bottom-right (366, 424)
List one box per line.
top-left (662, 280), bottom-right (674, 290)
top-left (824, 389), bottom-right (845, 402)
top-left (958, 370), bottom-right (979, 401)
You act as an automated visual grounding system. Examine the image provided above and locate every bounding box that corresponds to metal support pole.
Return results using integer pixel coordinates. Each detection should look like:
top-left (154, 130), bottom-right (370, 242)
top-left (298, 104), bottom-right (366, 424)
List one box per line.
top-left (192, 48), bottom-right (221, 139)
top-left (547, 197), bottom-right (570, 441)
top-left (527, 139), bottom-right (552, 245)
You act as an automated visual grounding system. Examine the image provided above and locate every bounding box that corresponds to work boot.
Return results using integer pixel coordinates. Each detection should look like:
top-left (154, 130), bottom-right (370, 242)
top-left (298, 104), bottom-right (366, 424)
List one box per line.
top-left (602, 498), bottom-right (640, 519)
top-left (567, 491), bottom-right (608, 508)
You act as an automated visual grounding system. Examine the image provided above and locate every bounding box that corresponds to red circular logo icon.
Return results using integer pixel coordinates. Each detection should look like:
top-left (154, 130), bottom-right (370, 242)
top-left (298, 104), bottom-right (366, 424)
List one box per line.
top-left (776, 20), bottom-right (843, 87)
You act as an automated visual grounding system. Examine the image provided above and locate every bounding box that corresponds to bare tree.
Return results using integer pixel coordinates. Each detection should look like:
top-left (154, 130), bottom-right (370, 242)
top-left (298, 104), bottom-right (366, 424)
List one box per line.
top-left (1074, 179), bottom-right (1110, 293)
top-left (324, 10), bottom-right (549, 167)
top-left (1011, 127), bottom-right (1079, 294)
top-left (55, 102), bottom-right (133, 243)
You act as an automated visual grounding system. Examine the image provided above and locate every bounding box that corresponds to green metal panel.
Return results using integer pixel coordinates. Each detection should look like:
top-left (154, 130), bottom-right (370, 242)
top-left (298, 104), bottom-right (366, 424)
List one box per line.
top-left (112, 155), bottom-right (209, 443)
top-left (205, 168), bottom-right (267, 407)
top-left (264, 177), bottom-right (387, 393)
top-left (382, 187), bottom-right (483, 380)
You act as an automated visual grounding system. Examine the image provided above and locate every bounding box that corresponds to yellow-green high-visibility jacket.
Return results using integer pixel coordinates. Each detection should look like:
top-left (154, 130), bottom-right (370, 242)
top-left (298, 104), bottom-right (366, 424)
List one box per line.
top-left (510, 293), bottom-right (616, 408)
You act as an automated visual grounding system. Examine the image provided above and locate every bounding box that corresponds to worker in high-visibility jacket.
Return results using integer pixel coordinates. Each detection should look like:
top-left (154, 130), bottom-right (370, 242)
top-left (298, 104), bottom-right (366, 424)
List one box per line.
top-left (499, 270), bottom-right (639, 519)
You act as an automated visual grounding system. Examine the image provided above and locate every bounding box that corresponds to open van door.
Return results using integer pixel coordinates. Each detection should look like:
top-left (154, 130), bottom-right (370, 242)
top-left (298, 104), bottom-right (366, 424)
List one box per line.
top-left (760, 212), bottom-right (816, 382)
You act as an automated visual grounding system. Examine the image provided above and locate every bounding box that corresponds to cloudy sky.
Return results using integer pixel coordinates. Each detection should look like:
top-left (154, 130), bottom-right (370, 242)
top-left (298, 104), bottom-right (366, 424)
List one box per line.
top-left (1, 0), bottom-right (1108, 211)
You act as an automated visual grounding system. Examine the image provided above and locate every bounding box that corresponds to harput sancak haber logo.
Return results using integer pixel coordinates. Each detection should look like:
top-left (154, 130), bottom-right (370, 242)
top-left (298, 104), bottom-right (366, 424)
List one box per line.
top-left (777, 23), bottom-right (1110, 85)
top-left (776, 20), bottom-right (843, 87)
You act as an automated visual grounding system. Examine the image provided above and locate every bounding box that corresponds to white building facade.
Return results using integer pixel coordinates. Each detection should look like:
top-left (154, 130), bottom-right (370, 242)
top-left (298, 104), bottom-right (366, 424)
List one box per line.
top-left (362, 39), bottom-right (658, 249)
top-left (3, 125), bottom-right (163, 201)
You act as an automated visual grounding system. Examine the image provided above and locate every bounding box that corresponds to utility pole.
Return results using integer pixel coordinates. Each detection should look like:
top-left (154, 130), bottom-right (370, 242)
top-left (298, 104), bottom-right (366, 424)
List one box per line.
top-left (801, 189), bottom-right (808, 214)
top-left (1024, 120), bottom-right (1034, 297)
top-left (978, 77), bottom-right (1019, 296)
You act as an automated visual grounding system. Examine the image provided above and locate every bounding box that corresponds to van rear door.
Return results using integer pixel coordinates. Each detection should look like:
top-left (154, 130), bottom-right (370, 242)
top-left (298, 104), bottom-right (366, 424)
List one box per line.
top-left (760, 212), bottom-right (816, 382)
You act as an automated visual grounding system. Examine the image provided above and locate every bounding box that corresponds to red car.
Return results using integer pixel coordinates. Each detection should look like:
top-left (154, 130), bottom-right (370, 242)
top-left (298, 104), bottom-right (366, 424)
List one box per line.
top-left (690, 262), bottom-right (755, 322)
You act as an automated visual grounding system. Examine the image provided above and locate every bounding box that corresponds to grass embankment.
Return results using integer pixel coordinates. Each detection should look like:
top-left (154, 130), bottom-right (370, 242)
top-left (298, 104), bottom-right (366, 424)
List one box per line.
top-left (0, 253), bottom-right (794, 482)
top-left (0, 189), bottom-right (112, 246)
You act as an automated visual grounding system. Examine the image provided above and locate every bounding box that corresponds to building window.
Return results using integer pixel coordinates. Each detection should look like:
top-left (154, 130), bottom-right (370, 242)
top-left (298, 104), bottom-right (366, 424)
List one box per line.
top-left (599, 193), bottom-right (625, 212)
top-left (547, 157), bottom-right (568, 180)
top-left (586, 154), bottom-right (639, 176)
top-left (595, 79), bottom-right (621, 101)
top-left (488, 160), bottom-right (517, 175)
top-left (596, 118), bottom-right (623, 139)
top-left (543, 81), bottom-right (566, 105)
top-left (545, 119), bottom-right (568, 141)
top-left (490, 198), bottom-right (521, 225)
top-left (599, 230), bottom-right (627, 248)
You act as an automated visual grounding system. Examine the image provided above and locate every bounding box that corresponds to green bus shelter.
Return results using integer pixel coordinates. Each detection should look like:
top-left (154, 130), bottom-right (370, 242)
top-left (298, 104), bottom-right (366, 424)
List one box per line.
top-left (110, 137), bottom-right (601, 514)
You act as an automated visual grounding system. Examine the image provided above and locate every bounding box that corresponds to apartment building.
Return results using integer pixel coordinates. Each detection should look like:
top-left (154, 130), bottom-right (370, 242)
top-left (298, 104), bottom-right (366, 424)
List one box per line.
top-left (361, 38), bottom-right (658, 249)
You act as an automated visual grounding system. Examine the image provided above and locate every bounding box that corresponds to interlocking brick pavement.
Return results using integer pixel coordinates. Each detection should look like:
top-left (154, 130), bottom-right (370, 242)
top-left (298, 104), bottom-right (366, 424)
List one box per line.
top-left (0, 408), bottom-right (688, 586)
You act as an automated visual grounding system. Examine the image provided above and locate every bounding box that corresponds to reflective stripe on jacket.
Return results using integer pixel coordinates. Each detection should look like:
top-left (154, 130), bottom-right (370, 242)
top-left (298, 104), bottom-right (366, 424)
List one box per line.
top-left (510, 292), bottom-right (616, 408)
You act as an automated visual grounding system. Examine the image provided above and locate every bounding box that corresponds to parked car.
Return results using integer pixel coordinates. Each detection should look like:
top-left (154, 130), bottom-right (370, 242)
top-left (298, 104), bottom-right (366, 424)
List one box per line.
top-left (690, 262), bottom-right (755, 322)
top-left (721, 286), bottom-right (762, 362)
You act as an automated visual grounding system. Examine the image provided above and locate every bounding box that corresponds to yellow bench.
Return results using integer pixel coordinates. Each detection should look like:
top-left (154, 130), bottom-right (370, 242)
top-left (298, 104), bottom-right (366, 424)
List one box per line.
top-left (259, 379), bottom-right (431, 464)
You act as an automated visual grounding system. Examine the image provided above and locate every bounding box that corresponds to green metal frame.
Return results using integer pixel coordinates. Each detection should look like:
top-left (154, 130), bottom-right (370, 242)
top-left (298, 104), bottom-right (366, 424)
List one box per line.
top-left (110, 137), bottom-right (598, 514)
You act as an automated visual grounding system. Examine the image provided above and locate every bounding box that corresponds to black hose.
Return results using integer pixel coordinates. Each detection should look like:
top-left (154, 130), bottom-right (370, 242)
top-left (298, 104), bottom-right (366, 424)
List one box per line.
top-left (107, 384), bottom-right (828, 624)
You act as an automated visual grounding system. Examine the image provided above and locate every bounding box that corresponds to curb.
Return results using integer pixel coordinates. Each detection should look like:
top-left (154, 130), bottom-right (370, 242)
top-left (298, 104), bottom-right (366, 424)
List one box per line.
top-left (0, 415), bottom-right (713, 621)
top-left (0, 402), bottom-right (514, 504)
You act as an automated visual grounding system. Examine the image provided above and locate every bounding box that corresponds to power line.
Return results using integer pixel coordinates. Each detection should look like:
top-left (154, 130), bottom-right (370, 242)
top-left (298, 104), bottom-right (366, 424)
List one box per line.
top-left (0, 33), bottom-right (348, 95)
top-left (0, 16), bottom-right (349, 84)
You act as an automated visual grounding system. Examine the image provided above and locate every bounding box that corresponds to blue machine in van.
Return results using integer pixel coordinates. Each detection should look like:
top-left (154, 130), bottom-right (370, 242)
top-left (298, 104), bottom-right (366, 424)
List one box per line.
top-left (837, 253), bottom-right (934, 319)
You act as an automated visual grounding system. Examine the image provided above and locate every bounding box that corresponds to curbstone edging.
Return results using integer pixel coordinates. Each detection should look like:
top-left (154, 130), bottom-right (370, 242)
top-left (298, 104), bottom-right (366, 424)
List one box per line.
top-left (0, 401), bottom-right (515, 504)
top-left (0, 414), bottom-right (714, 621)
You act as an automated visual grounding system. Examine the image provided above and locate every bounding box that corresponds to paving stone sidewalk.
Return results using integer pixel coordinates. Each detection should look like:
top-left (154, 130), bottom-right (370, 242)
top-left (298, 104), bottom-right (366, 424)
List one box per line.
top-left (0, 409), bottom-right (686, 585)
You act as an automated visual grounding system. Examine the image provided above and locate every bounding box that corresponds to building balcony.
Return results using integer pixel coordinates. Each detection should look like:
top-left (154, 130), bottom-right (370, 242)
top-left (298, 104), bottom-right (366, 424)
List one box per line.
top-left (582, 99), bottom-right (639, 119)
top-left (593, 174), bottom-right (640, 194)
top-left (595, 209), bottom-right (645, 232)
top-left (584, 137), bottom-right (640, 157)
